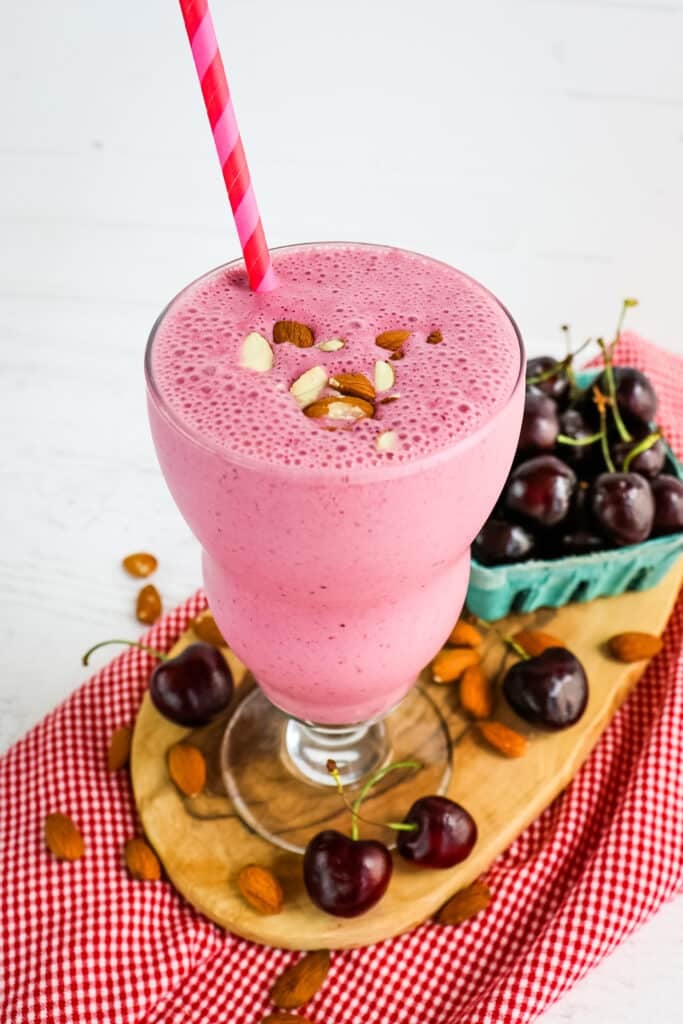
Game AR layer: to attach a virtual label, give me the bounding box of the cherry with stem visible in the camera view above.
[326,758,420,840]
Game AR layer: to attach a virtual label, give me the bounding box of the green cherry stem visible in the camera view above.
[501,634,530,660]
[326,758,421,841]
[556,431,602,448]
[623,430,662,473]
[82,638,169,667]
[597,338,632,444]
[610,297,639,353]
[592,386,616,473]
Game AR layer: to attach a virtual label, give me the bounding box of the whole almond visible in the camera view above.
[273,320,315,348]
[607,631,663,662]
[432,647,480,684]
[136,584,162,625]
[192,609,227,648]
[262,1015,315,1024]
[124,838,161,881]
[460,665,493,719]
[237,864,284,915]
[271,950,331,1009]
[304,396,374,422]
[44,813,85,862]
[122,552,158,578]
[426,329,443,345]
[447,620,483,647]
[436,881,492,926]
[168,743,206,798]
[107,725,132,772]
[329,372,376,403]
[513,628,564,657]
[478,721,527,758]
[375,329,411,351]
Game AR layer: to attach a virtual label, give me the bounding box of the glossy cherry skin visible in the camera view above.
[504,456,576,527]
[503,648,588,729]
[473,518,536,565]
[650,475,683,535]
[591,472,654,546]
[303,830,392,918]
[396,796,477,869]
[149,643,234,726]
[557,408,598,469]
[518,390,559,455]
[597,366,658,427]
[526,355,571,408]
[612,427,665,479]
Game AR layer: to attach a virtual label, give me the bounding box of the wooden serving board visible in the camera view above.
[131,560,683,950]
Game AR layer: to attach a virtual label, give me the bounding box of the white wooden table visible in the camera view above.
[1,1,681,1019]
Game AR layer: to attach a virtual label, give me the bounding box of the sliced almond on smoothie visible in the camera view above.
[375,329,411,351]
[318,338,346,352]
[304,396,374,422]
[273,320,315,348]
[289,366,328,408]
[240,331,274,372]
[426,329,443,345]
[374,360,395,393]
[376,430,398,453]
[329,372,376,403]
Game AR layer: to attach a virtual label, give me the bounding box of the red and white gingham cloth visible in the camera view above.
[2,334,682,1024]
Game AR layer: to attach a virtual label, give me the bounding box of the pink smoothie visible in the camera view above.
[146,243,524,724]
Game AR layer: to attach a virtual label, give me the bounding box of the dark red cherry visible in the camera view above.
[504,456,576,527]
[557,408,598,469]
[650,475,683,535]
[303,830,392,917]
[518,390,559,455]
[473,518,536,565]
[526,355,571,408]
[503,648,588,729]
[591,472,654,546]
[597,366,658,426]
[396,796,477,869]
[612,427,666,480]
[150,643,233,726]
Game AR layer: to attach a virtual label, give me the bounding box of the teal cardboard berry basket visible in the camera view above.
[466,370,683,621]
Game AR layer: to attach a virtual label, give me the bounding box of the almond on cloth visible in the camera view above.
[447,620,483,647]
[261,1015,315,1024]
[44,813,85,862]
[168,742,206,797]
[460,665,493,719]
[122,552,158,578]
[607,631,663,662]
[191,609,227,648]
[237,864,284,915]
[512,628,564,657]
[124,838,161,881]
[136,584,162,625]
[375,329,411,351]
[432,647,480,684]
[271,950,331,1009]
[107,725,132,772]
[436,881,492,926]
[273,320,315,348]
[477,721,527,758]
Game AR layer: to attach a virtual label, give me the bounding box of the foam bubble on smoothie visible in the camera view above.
[150,244,520,471]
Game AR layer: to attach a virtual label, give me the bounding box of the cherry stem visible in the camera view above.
[82,638,169,667]
[623,430,662,473]
[501,634,530,660]
[556,431,602,448]
[597,337,632,444]
[326,758,421,841]
[592,385,616,473]
[611,297,638,353]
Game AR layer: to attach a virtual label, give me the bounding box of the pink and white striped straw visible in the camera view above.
[179,0,277,293]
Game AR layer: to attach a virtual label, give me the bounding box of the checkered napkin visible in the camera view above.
[2,334,682,1024]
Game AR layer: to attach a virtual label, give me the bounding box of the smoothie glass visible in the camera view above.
[146,242,525,851]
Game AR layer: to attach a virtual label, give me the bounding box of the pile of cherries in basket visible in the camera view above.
[474,303,683,566]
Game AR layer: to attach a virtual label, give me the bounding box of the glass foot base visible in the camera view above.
[220,686,452,854]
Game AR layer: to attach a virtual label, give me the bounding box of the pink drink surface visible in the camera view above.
[147,243,524,723]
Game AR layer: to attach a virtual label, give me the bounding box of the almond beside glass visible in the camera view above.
[460,665,493,719]
[328,372,376,403]
[513,628,564,657]
[168,742,206,797]
[271,950,331,1009]
[431,647,480,684]
[477,721,527,758]
[607,631,663,662]
[289,366,328,408]
[240,331,274,372]
[44,813,85,862]
[124,838,161,881]
[136,584,162,625]
[237,864,284,915]
[447,620,483,647]
[122,552,158,578]
[273,320,315,348]
[191,609,227,647]
[107,725,132,772]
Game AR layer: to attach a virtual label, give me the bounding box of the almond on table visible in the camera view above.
[237,864,284,915]
[167,742,206,797]
[607,631,663,662]
[460,665,493,719]
[432,647,480,684]
[436,881,492,926]
[136,584,162,625]
[477,720,527,758]
[124,838,161,881]
[191,609,227,648]
[447,620,483,647]
[122,552,158,578]
[512,628,564,657]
